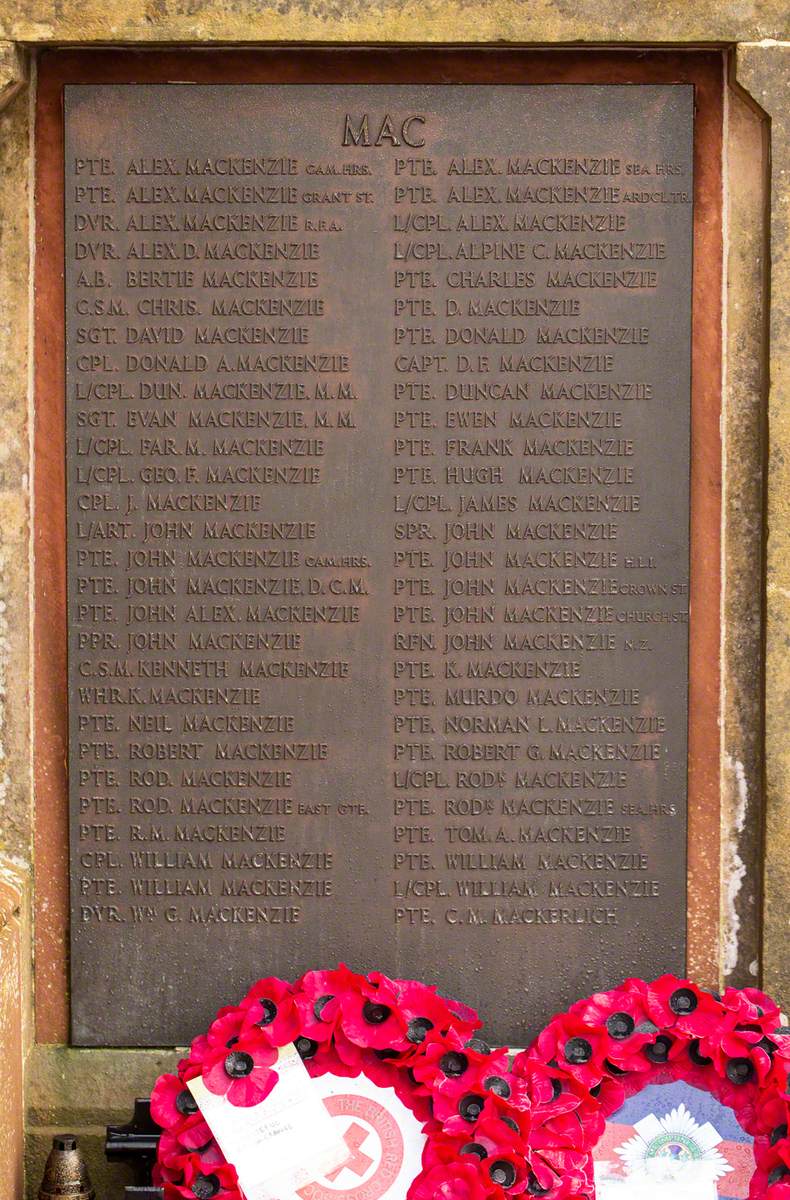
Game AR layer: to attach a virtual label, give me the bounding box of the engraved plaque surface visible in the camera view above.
[65,83,694,1046]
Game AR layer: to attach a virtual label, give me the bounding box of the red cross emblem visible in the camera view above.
[326,1122,374,1181]
[297,1091,405,1200]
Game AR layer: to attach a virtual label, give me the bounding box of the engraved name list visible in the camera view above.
[65,83,694,1046]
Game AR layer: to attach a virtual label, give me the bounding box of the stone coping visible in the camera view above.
[0,1,788,46]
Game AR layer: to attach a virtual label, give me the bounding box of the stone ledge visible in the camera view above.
[0,2,788,47]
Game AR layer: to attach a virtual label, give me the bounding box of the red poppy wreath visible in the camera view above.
[151,968,790,1200]
[152,965,481,1197]
[511,974,790,1200]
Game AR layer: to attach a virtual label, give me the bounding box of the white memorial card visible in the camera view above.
[188,1045,349,1200]
[190,1053,428,1200]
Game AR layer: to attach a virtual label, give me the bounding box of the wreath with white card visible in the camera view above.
[151,968,790,1200]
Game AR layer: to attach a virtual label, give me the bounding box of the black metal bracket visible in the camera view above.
[106,1098,161,1187]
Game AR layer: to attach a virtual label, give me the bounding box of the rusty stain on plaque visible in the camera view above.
[65,83,694,1047]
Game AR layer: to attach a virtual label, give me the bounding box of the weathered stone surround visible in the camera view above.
[0,6,785,1194]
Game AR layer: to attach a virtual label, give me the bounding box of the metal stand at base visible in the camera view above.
[106,1098,163,1197]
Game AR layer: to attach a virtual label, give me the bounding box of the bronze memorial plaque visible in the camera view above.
[65,83,694,1046]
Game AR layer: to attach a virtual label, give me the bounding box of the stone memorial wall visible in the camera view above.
[0,26,780,1197]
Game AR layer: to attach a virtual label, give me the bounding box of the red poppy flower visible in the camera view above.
[709,1069,763,1123]
[164,1155,241,1200]
[537,1159,594,1199]
[291,980,367,1076]
[468,1111,533,1176]
[178,1009,249,1083]
[205,1007,247,1050]
[766,1038,790,1092]
[178,1044,209,1083]
[684,1012,771,1091]
[754,1115,790,1177]
[412,1030,507,1092]
[530,1015,609,1089]
[156,1133,225,1179]
[395,1072,435,1124]
[450,1107,594,1200]
[395,979,481,1046]
[638,975,723,1038]
[202,1031,279,1107]
[528,1080,603,1153]
[521,1149,575,1199]
[721,986,782,1026]
[154,1138,191,1184]
[779,1137,790,1171]
[471,1092,594,1196]
[358,1050,435,1122]
[409,1160,497,1200]
[361,1051,401,1089]
[151,1073,207,1134]
[566,986,665,1072]
[239,976,301,1043]
[708,1013,790,1089]
[590,1073,627,1119]
[530,1107,597,1183]
[340,973,409,1051]
[441,1090,526,1142]
[300,1033,363,1080]
[443,994,483,1035]
[514,1056,600,1129]
[421,1129,469,1173]
[753,1164,790,1199]
[434,1061,527,1124]
[294,964,365,1043]
[169,1113,217,1154]
[753,1089,790,1149]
